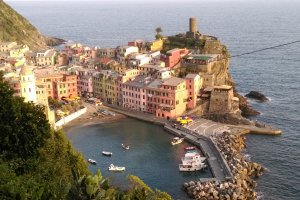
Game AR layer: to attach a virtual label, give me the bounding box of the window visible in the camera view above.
[29,88,31,93]
[176,100,179,105]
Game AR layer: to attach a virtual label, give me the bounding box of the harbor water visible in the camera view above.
[66,119,212,199]
[9,1,300,199]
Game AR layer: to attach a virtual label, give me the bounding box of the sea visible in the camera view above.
[6,1,300,199]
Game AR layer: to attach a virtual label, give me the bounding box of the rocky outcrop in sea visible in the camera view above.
[245,91,269,102]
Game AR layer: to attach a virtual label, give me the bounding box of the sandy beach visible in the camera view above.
[63,103,127,132]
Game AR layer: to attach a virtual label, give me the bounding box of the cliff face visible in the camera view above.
[163,34,259,117]
[0,1,63,50]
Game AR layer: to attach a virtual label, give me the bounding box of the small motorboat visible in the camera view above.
[102,151,113,156]
[88,158,97,165]
[108,164,125,171]
[121,143,130,150]
[171,137,184,146]
[185,146,196,151]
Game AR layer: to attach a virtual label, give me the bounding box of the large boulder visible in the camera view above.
[245,91,268,102]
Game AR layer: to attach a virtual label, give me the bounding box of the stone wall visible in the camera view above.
[55,107,87,129]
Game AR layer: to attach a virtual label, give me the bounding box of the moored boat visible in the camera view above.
[121,143,130,150]
[185,146,196,151]
[182,151,206,163]
[102,151,113,156]
[179,151,206,171]
[179,162,207,171]
[108,164,125,171]
[88,158,97,165]
[171,137,184,145]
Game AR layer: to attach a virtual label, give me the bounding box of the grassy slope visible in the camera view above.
[0,0,48,50]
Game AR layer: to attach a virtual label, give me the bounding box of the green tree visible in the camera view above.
[0,75,50,164]
[48,97,62,108]
[155,27,163,39]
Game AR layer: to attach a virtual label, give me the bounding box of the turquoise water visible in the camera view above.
[66,119,212,199]
[8,1,300,199]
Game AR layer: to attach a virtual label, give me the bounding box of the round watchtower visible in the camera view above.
[189,17,197,33]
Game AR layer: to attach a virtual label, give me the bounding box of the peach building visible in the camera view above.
[35,69,77,100]
[146,77,187,119]
[185,74,202,109]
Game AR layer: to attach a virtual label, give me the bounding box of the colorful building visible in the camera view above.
[54,74,77,100]
[35,69,77,100]
[35,49,57,66]
[185,74,202,109]
[161,48,189,68]
[146,39,163,51]
[6,65,55,126]
[122,75,151,111]
[9,45,29,58]
[0,42,17,53]
[93,70,119,104]
[71,67,97,97]
[146,77,188,119]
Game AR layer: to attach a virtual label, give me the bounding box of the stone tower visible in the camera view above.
[189,17,197,33]
[187,17,201,39]
[20,64,37,103]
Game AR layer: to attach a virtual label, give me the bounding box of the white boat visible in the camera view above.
[179,162,207,171]
[171,137,184,145]
[88,158,97,165]
[102,151,113,156]
[121,143,130,150]
[182,151,206,163]
[108,164,125,171]
[179,151,206,171]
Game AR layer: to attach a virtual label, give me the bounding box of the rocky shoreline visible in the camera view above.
[184,132,264,200]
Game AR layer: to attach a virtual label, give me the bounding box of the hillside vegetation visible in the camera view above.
[0,1,63,50]
[0,73,173,199]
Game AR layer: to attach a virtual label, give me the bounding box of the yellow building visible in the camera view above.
[18,65,55,126]
[9,45,29,58]
[36,49,56,66]
[147,39,163,51]
[93,70,119,104]
[0,42,17,53]
[20,65,37,103]
[36,82,56,126]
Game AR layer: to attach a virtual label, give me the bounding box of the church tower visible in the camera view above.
[20,64,37,103]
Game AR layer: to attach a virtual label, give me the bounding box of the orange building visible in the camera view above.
[35,70,77,100]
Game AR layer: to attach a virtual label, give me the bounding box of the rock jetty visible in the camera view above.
[245,91,269,102]
[184,132,264,200]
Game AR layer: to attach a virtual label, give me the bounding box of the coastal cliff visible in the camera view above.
[163,34,259,118]
[0,1,64,50]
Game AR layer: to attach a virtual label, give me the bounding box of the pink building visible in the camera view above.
[122,75,151,111]
[74,68,97,97]
[185,74,202,109]
[146,77,188,119]
[161,48,189,68]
